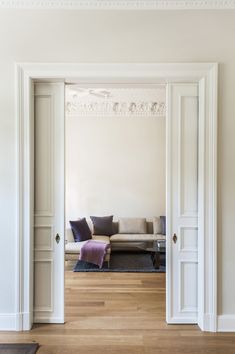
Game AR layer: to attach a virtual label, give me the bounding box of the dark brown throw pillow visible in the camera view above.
[69,218,92,242]
[160,215,166,235]
[90,215,114,236]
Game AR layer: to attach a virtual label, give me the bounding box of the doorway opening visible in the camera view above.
[63,83,167,324]
[65,83,166,269]
[16,63,218,332]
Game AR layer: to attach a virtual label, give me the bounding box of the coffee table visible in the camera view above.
[137,240,165,269]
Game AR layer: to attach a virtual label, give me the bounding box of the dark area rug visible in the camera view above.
[73,251,165,273]
[0,343,39,354]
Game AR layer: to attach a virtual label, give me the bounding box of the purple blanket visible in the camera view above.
[79,240,110,268]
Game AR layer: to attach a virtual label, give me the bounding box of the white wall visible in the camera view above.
[66,114,166,224]
[0,8,235,327]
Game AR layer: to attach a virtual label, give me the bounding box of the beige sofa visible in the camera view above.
[65,217,165,263]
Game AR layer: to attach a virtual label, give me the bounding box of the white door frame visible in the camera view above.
[15,62,218,332]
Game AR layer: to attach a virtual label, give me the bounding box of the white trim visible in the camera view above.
[15,62,218,332]
[201,313,217,332]
[0,313,19,331]
[217,315,235,332]
[165,317,198,324]
[165,82,172,324]
[197,77,206,331]
[1,0,235,10]
[209,63,218,333]
[33,317,64,323]
[15,64,22,332]
[15,64,34,331]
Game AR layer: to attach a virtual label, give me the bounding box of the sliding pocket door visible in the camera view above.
[34,83,65,323]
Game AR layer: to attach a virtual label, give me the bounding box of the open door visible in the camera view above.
[167,83,199,324]
[33,83,65,323]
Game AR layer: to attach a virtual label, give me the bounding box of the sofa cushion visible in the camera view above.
[69,218,92,242]
[66,235,111,254]
[66,240,88,253]
[118,218,147,234]
[92,235,111,244]
[160,215,166,235]
[90,215,114,236]
[110,233,165,242]
[153,216,162,234]
[66,228,75,242]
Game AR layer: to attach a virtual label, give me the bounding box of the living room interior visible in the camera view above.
[65,84,166,274]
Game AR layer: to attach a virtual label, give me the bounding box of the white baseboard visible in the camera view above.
[0,313,17,330]
[34,317,64,323]
[217,315,235,332]
[0,312,32,331]
[205,314,217,332]
[198,313,217,332]
[22,312,32,330]
[2,312,234,332]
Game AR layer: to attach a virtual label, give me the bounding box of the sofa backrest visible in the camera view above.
[146,221,154,234]
[114,220,154,233]
[66,219,155,242]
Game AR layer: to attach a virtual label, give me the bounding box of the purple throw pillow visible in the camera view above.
[69,218,92,242]
[90,215,114,236]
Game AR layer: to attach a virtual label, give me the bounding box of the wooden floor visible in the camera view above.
[1,262,235,353]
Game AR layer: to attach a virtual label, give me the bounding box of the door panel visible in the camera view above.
[167,83,198,323]
[34,83,65,323]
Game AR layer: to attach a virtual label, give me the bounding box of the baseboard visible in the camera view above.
[217,315,235,332]
[198,313,217,332]
[34,317,64,323]
[0,312,32,331]
[22,312,32,330]
[0,313,17,330]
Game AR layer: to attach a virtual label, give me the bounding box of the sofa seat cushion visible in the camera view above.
[66,240,88,254]
[92,235,111,244]
[65,235,111,254]
[110,233,165,242]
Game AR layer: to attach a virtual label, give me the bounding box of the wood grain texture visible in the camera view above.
[0,261,235,353]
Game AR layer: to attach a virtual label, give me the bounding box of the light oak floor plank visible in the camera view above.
[0,260,235,353]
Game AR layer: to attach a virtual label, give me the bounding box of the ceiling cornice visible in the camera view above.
[0,0,235,10]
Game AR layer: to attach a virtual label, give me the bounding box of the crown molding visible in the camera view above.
[1,0,235,10]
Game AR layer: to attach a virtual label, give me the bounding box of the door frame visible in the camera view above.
[15,62,218,332]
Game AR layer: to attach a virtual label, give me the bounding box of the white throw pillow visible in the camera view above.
[153,216,162,234]
[118,218,147,234]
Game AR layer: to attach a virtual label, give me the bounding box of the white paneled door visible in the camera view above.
[34,83,65,323]
[167,84,199,323]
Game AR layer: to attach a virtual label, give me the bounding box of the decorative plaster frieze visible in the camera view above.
[0,0,235,10]
[66,100,166,117]
[66,86,166,117]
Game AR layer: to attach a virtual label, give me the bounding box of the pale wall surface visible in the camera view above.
[66,114,166,224]
[0,9,234,317]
